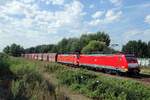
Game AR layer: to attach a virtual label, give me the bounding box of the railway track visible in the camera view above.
[129,73,150,84]
[65,64,150,84]
[99,71,150,84]
[95,71,150,84]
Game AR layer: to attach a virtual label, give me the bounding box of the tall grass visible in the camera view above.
[141,67,150,74]
[0,55,69,100]
[45,63,150,100]
[0,53,10,77]
[11,71,56,100]
[2,55,150,100]
[9,57,70,100]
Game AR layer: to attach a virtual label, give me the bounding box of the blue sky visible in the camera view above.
[0,0,150,51]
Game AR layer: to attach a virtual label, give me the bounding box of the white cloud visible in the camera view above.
[126,29,150,36]
[89,19,101,26]
[0,0,39,19]
[92,11,104,19]
[89,10,122,26]
[41,0,64,5]
[0,0,88,50]
[123,29,150,43]
[0,0,85,33]
[125,30,142,36]
[105,10,122,22]
[20,0,35,4]
[145,15,150,24]
[109,0,122,6]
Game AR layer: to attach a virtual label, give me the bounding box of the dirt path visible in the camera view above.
[38,66,91,100]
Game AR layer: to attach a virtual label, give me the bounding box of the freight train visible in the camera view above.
[22,53,140,74]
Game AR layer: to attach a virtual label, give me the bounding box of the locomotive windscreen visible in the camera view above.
[125,54,137,63]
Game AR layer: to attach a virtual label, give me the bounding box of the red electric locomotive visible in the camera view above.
[57,53,140,74]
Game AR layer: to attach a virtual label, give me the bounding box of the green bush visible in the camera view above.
[0,53,9,67]
[44,63,150,100]
[0,53,12,77]
[8,58,70,100]
[11,67,56,100]
[58,69,97,86]
[7,57,150,100]
[44,62,65,73]
[141,67,150,74]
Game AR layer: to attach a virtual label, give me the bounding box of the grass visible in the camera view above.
[140,67,150,74]
[1,53,150,100]
[0,54,69,100]
[45,63,150,100]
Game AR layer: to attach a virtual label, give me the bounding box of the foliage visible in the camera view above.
[11,71,55,100]
[0,53,10,76]
[45,62,150,100]
[0,57,69,100]
[87,31,110,46]
[0,53,9,66]
[57,38,69,53]
[81,40,106,53]
[22,31,111,54]
[148,41,150,57]
[44,62,65,73]
[141,67,150,74]
[3,43,24,57]
[122,40,150,58]
[25,44,56,53]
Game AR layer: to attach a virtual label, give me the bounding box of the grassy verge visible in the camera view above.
[1,54,150,100]
[140,67,150,74]
[45,63,150,100]
[0,55,69,100]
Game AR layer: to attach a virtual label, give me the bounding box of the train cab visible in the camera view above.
[125,54,140,74]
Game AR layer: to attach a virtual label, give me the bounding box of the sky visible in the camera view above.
[0,0,150,51]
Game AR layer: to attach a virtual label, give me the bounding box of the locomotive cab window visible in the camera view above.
[125,56,137,63]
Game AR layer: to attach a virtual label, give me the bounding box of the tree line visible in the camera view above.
[3,31,113,56]
[3,31,150,58]
[122,40,150,58]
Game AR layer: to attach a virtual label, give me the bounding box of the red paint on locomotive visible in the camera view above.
[57,54,79,65]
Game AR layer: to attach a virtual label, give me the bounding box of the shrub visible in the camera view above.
[11,69,56,100]
[44,62,65,73]
[9,58,70,100]
[52,65,150,100]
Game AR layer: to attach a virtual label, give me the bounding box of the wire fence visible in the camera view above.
[137,58,150,67]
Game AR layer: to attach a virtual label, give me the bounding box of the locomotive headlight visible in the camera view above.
[122,66,125,68]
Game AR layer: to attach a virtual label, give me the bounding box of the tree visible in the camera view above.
[88,31,110,46]
[122,40,148,58]
[78,32,110,52]
[57,38,69,53]
[3,43,24,57]
[81,40,106,54]
[70,40,81,52]
[25,47,35,53]
[65,38,80,52]
[3,46,10,55]
[122,41,138,54]
[50,45,58,53]
[79,34,90,50]
[23,31,111,54]
[24,44,57,53]
[148,41,150,57]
